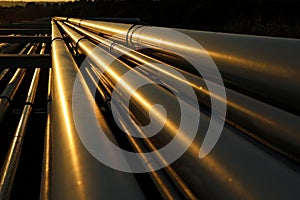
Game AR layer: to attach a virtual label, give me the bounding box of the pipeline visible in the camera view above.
[59,17,300,115]
[57,19,300,200]
[39,66,51,200]
[48,20,145,200]
[64,21,300,161]
[0,43,35,125]
[58,20,200,199]
[82,54,197,200]
[0,42,45,200]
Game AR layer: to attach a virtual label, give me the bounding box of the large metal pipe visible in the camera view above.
[58,20,192,199]
[83,63,196,200]
[58,20,201,199]
[64,22,300,161]
[0,43,34,125]
[0,43,45,200]
[49,20,146,200]
[57,20,300,200]
[61,17,300,115]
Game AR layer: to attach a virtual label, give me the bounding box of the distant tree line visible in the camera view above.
[0,0,299,38]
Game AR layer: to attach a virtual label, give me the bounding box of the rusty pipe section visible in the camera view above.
[60,17,300,115]
[57,20,300,200]
[63,22,300,162]
[0,43,45,200]
[49,20,145,200]
[0,43,34,125]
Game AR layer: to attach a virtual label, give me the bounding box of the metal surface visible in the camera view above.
[0,54,51,69]
[39,67,52,200]
[57,18,300,200]
[58,21,197,199]
[0,43,45,200]
[64,21,300,161]
[49,21,146,200]
[63,17,300,115]
[0,43,35,125]
[84,58,195,200]
[0,17,299,200]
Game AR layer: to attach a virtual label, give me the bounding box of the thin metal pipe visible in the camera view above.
[82,67,111,107]
[0,43,35,125]
[64,22,300,161]
[63,17,300,115]
[0,69,9,82]
[39,66,51,200]
[57,19,300,199]
[49,20,146,200]
[0,42,45,200]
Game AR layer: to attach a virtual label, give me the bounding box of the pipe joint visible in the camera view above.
[0,96,12,103]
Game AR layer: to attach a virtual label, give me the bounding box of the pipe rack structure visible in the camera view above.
[0,17,299,200]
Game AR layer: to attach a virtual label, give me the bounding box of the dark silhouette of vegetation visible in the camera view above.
[0,0,299,38]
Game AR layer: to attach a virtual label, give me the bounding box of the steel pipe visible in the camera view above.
[62,17,300,115]
[87,63,199,199]
[58,20,199,199]
[64,22,300,161]
[57,20,300,200]
[0,43,35,125]
[39,66,52,200]
[0,42,45,200]
[49,20,145,200]
[83,62,195,200]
